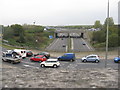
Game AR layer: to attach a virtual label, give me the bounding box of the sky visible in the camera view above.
[0,0,119,26]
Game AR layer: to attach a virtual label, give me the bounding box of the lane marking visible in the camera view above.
[81,38,91,50]
[23,64,39,69]
[71,38,74,50]
[77,63,98,65]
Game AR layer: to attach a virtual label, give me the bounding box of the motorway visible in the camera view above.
[46,38,68,52]
[72,38,93,52]
[46,38,93,52]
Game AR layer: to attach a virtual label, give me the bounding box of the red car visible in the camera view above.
[30,55,47,62]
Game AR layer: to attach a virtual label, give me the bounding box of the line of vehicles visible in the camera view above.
[2,49,120,68]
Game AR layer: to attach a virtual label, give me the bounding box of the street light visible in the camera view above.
[105,0,109,68]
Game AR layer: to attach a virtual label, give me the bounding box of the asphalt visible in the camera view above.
[2,56,118,70]
[46,38,68,52]
[46,38,94,52]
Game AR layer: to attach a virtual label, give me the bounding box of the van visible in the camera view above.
[13,49,27,58]
[57,53,75,61]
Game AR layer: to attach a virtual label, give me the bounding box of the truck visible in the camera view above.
[2,51,21,64]
[57,53,75,62]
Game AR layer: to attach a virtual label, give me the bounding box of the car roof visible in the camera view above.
[65,53,74,54]
[35,55,44,57]
[47,59,58,61]
[87,54,98,56]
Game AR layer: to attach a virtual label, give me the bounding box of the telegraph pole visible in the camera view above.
[105,0,109,68]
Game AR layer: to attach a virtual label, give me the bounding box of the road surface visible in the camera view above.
[46,38,94,52]
[2,56,118,70]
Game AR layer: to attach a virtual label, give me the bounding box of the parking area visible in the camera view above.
[2,56,118,70]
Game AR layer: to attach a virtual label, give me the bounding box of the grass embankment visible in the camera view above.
[3,24,55,50]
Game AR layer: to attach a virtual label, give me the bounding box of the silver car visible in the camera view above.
[82,54,100,63]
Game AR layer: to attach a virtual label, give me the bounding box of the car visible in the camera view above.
[62,44,66,47]
[58,53,75,62]
[13,49,27,58]
[40,59,60,68]
[30,55,47,62]
[2,50,21,58]
[81,54,100,63]
[34,52,50,59]
[82,43,86,45]
[114,57,120,63]
[26,51,33,57]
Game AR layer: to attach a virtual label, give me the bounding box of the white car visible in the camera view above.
[13,49,27,58]
[81,54,100,63]
[40,59,60,68]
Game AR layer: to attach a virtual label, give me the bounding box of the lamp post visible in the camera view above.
[105,0,109,68]
[35,39,38,49]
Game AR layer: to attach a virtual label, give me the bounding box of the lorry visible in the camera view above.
[57,53,75,62]
[2,51,21,64]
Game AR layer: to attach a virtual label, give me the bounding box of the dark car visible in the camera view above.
[82,43,86,45]
[26,51,33,57]
[34,52,50,59]
[58,53,75,62]
[62,44,66,47]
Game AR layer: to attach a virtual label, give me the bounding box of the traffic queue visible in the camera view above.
[2,49,120,68]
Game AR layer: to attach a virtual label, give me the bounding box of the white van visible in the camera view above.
[13,49,27,58]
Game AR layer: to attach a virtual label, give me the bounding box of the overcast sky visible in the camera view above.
[0,0,119,26]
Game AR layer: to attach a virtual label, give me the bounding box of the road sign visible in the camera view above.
[49,35,53,39]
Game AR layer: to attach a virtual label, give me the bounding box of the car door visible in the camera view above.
[45,61,51,66]
[42,56,47,61]
[86,56,94,61]
[34,57,41,61]
[62,55,68,60]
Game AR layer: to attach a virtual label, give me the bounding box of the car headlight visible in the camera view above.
[115,59,118,60]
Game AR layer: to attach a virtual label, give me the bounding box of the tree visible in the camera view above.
[92,30,106,43]
[104,17,114,26]
[11,24,23,36]
[94,20,102,29]
[109,33,118,47]
[11,24,25,43]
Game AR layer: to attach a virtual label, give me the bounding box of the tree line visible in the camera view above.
[92,17,119,48]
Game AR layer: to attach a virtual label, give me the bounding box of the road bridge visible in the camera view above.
[54,29,86,38]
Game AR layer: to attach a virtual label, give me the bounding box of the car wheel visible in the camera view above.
[53,64,57,68]
[71,59,75,62]
[95,60,99,63]
[30,60,33,62]
[83,59,87,62]
[2,59,7,62]
[58,58,61,61]
[41,64,45,68]
[11,61,14,64]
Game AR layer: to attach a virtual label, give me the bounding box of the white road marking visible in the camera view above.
[81,38,91,50]
[23,64,30,67]
[23,64,39,69]
[77,63,98,65]
[71,38,74,50]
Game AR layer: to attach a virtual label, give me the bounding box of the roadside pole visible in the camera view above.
[105,0,109,68]
[66,45,68,52]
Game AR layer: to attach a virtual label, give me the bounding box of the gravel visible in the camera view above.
[1,64,118,88]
